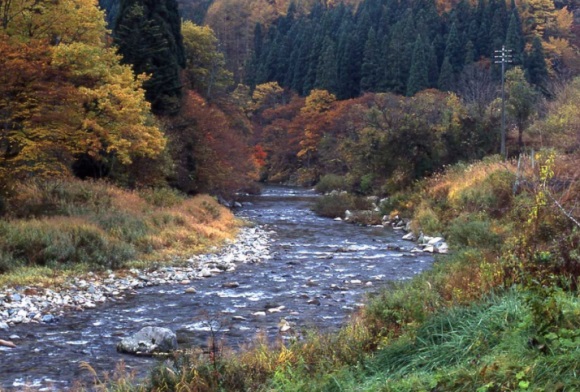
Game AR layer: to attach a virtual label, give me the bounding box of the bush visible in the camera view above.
[447,215,503,251]
[413,201,443,235]
[139,187,186,208]
[95,212,152,244]
[313,192,373,218]
[446,163,516,217]
[360,173,375,195]
[315,174,349,194]
[379,192,417,218]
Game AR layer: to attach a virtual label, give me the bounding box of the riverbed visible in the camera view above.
[0,186,433,390]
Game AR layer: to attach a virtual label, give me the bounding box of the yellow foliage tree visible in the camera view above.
[1,0,107,45]
[0,0,165,185]
[52,43,166,165]
[181,20,233,99]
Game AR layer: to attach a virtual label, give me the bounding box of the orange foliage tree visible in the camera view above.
[168,91,258,196]
[0,35,80,184]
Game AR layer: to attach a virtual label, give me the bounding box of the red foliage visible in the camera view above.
[169,91,258,196]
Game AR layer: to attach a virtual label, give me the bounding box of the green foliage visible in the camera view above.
[0,218,135,270]
[359,173,375,195]
[407,35,429,96]
[139,187,186,208]
[181,21,233,99]
[312,192,373,218]
[114,0,185,115]
[414,202,444,236]
[315,174,349,194]
[525,36,548,87]
[447,215,503,250]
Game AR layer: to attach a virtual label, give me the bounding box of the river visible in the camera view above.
[0,186,433,390]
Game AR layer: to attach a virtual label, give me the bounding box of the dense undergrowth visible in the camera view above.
[0,179,239,287]
[91,149,579,392]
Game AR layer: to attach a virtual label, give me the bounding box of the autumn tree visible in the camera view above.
[0,0,166,186]
[169,91,258,195]
[0,36,79,185]
[181,20,233,100]
[297,89,336,171]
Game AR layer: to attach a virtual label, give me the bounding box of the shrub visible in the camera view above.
[0,249,20,274]
[359,173,375,195]
[315,174,349,194]
[447,215,503,251]
[95,212,152,244]
[139,187,186,208]
[313,192,373,218]
[413,201,443,235]
[379,192,417,218]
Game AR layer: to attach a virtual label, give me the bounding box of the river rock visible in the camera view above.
[184,287,197,294]
[278,319,292,332]
[199,268,212,278]
[0,321,8,331]
[117,326,177,355]
[0,339,16,348]
[222,282,240,288]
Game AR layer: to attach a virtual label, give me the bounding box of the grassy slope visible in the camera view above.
[0,179,240,288]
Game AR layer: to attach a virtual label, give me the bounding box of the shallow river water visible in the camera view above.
[0,186,433,390]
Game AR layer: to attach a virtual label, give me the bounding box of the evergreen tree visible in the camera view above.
[337,18,363,98]
[465,40,476,65]
[360,28,380,92]
[466,19,481,61]
[505,10,525,65]
[384,12,415,94]
[315,36,339,93]
[438,56,454,91]
[445,22,464,74]
[407,35,429,96]
[489,7,507,53]
[303,28,325,94]
[99,0,120,27]
[246,23,264,89]
[477,0,492,57]
[427,41,439,88]
[525,36,548,87]
[114,0,185,115]
[290,24,314,94]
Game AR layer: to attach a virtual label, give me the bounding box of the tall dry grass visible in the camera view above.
[0,179,239,286]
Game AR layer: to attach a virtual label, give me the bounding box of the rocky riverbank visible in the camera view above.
[0,226,274,336]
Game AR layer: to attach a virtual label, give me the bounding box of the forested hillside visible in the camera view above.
[247,0,577,98]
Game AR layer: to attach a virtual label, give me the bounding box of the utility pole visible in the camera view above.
[494,46,512,159]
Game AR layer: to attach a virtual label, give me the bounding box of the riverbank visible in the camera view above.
[0,225,274,333]
[101,154,580,391]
